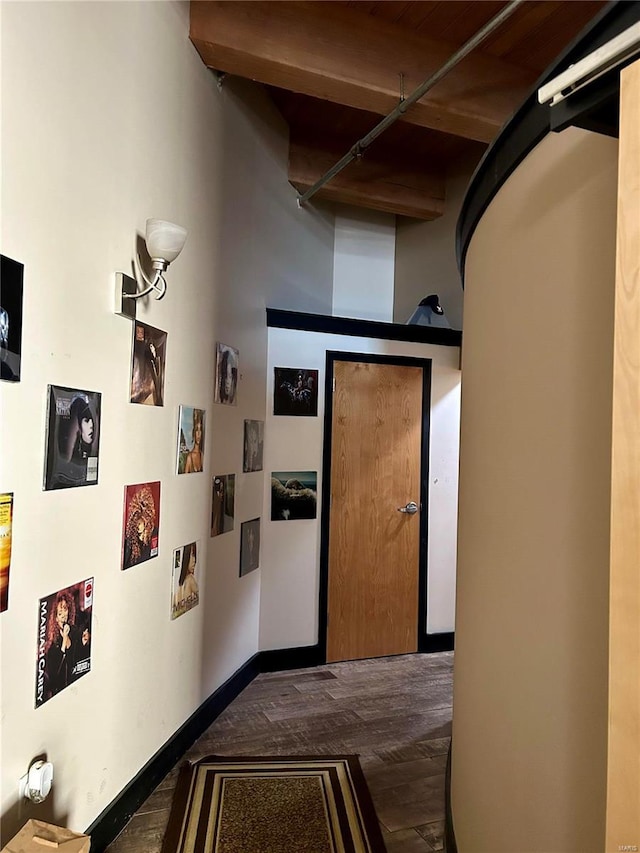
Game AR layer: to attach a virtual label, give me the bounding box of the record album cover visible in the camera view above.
[171,540,200,619]
[210,474,235,536]
[273,368,318,416]
[0,492,13,613]
[214,342,238,406]
[240,518,260,577]
[43,386,101,490]
[130,321,167,406]
[271,471,318,520]
[176,406,205,474]
[243,420,264,473]
[35,577,93,708]
[0,255,24,382]
[122,481,161,570]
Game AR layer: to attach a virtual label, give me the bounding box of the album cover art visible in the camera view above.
[0,492,13,613]
[214,342,238,406]
[271,471,318,520]
[35,577,93,708]
[177,406,205,474]
[273,368,318,416]
[43,385,101,490]
[0,255,24,382]
[243,420,264,473]
[171,540,200,619]
[122,481,161,570]
[240,518,260,577]
[130,321,167,406]
[211,474,235,536]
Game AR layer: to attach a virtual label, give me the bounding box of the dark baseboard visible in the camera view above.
[419,632,454,653]
[260,644,324,672]
[85,653,261,852]
[444,740,458,853]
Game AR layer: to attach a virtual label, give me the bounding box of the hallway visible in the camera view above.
[107,652,453,853]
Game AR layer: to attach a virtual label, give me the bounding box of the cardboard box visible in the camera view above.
[1,820,90,853]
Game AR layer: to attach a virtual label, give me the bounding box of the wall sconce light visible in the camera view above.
[115,218,187,319]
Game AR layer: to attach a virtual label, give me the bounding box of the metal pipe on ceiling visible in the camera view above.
[297,0,526,208]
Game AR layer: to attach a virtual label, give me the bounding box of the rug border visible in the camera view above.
[161,753,387,853]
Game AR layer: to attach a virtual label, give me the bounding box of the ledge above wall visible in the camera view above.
[266,308,462,348]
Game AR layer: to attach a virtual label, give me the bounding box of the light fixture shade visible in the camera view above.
[145,219,187,263]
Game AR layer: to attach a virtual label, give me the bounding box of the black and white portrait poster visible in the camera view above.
[240,518,260,577]
[271,471,318,520]
[211,474,235,536]
[243,419,264,473]
[130,320,167,406]
[273,368,318,416]
[0,255,23,382]
[214,342,238,406]
[43,385,101,490]
[35,577,93,708]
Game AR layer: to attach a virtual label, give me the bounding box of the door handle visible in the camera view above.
[397,501,419,515]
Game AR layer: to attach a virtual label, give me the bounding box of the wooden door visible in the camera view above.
[327,359,424,662]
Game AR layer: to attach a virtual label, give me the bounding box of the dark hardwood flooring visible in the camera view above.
[106,651,453,852]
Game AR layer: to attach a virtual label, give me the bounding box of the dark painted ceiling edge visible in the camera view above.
[456,0,640,285]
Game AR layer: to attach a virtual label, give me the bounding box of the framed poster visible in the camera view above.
[243,420,264,473]
[43,385,101,490]
[214,342,238,405]
[0,254,23,382]
[130,321,167,406]
[122,481,161,570]
[211,474,235,536]
[171,540,200,619]
[271,471,317,520]
[177,406,205,474]
[35,577,93,708]
[240,518,260,577]
[273,368,318,416]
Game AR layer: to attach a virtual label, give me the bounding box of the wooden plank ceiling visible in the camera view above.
[190,1,607,221]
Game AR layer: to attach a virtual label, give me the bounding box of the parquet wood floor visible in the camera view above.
[106,651,453,852]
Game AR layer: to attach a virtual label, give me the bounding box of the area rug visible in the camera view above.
[161,754,387,853]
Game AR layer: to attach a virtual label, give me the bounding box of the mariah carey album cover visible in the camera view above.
[35,577,93,708]
[171,540,200,620]
[0,492,13,612]
[176,406,205,474]
[130,321,167,406]
[43,385,101,490]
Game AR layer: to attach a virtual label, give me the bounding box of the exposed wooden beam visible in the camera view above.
[190,1,534,143]
[288,138,445,220]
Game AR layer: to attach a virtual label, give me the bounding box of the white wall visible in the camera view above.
[394,154,483,331]
[259,326,460,650]
[0,1,334,841]
[332,207,396,321]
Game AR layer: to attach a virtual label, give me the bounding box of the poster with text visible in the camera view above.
[271,471,317,520]
[0,254,23,382]
[43,385,101,490]
[273,368,318,416]
[171,540,200,619]
[0,492,13,612]
[240,518,260,577]
[130,320,167,406]
[35,577,93,708]
[122,481,161,570]
[176,406,205,474]
[214,342,238,406]
[243,420,264,473]
[211,474,235,536]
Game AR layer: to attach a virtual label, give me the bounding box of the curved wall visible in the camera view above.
[452,127,618,851]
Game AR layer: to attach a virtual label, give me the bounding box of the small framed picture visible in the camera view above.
[273,368,318,416]
[43,386,101,490]
[211,474,235,536]
[130,321,167,406]
[240,518,260,577]
[214,342,239,405]
[171,540,200,620]
[177,406,205,474]
[243,420,264,473]
[271,471,317,520]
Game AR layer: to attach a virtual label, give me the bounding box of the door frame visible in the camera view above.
[318,350,434,661]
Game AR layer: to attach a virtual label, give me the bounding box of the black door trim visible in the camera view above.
[319,351,433,661]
